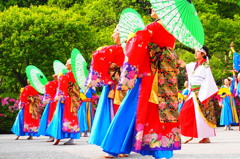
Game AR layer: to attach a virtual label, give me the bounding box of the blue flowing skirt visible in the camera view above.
[220,96,236,125]
[46,101,80,139]
[88,85,111,146]
[11,108,40,137]
[38,103,50,136]
[101,79,173,159]
[78,101,93,132]
[101,79,140,156]
[78,102,88,132]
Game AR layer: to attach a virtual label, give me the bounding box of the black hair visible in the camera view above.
[202,45,210,59]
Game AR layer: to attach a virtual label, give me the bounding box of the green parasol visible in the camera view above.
[53,60,68,75]
[26,65,48,94]
[71,48,88,90]
[118,8,145,50]
[150,0,204,49]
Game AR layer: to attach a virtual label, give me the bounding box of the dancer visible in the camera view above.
[218,77,239,130]
[46,59,81,145]
[101,9,184,159]
[78,87,96,137]
[11,80,41,140]
[38,74,58,142]
[180,46,218,144]
[86,26,126,158]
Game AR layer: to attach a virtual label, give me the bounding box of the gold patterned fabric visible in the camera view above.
[68,81,81,116]
[194,90,217,126]
[149,43,180,123]
[28,95,42,119]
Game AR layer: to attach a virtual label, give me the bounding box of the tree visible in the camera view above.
[0,6,94,93]
[0,0,48,11]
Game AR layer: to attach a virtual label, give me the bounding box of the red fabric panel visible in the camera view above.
[22,85,40,132]
[92,45,124,84]
[145,22,176,48]
[179,98,198,138]
[48,101,57,124]
[113,104,120,116]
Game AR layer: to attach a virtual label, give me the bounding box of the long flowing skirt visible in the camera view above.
[180,92,216,138]
[220,96,239,125]
[46,101,80,139]
[78,102,89,132]
[88,85,111,146]
[11,108,39,137]
[101,79,141,156]
[78,101,94,132]
[39,103,50,136]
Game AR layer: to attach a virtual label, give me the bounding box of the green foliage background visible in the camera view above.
[0,0,239,94]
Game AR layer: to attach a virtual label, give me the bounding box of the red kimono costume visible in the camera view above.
[20,85,41,133]
[118,22,181,153]
[46,72,80,139]
[45,80,58,124]
[58,72,80,132]
[90,45,125,115]
[39,80,58,136]
[87,45,125,146]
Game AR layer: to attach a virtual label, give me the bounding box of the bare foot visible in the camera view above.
[199,138,210,143]
[103,154,115,158]
[47,138,54,142]
[27,136,33,140]
[15,136,20,140]
[53,139,60,145]
[183,137,193,144]
[118,154,129,157]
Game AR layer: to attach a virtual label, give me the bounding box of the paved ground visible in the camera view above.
[0,127,239,159]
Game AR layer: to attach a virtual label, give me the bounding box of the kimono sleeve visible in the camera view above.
[198,67,218,103]
[68,71,76,83]
[118,30,151,90]
[19,86,29,107]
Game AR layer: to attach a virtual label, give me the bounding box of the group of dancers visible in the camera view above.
[10,5,240,159]
[12,59,96,145]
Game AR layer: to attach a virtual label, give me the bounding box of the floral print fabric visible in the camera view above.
[149,43,180,123]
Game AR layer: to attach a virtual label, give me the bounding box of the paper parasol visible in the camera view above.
[150,0,204,49]
[71,48,88,90]
[53,60,68,75]
[26,65,48,94]
[118,8,145,49]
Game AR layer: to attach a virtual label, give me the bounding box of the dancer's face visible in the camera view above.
[224,79,230,86]
[65,60,71,71]
[151,8,158,19]
[194,50,205,61]
[112,27,121,44]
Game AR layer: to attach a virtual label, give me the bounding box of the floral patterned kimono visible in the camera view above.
[39,80,58,136]
[180,60,218,138]
[46,72,81,139]
[102,21,181,159]
[87,45,125,146]
[12,85,41,136]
